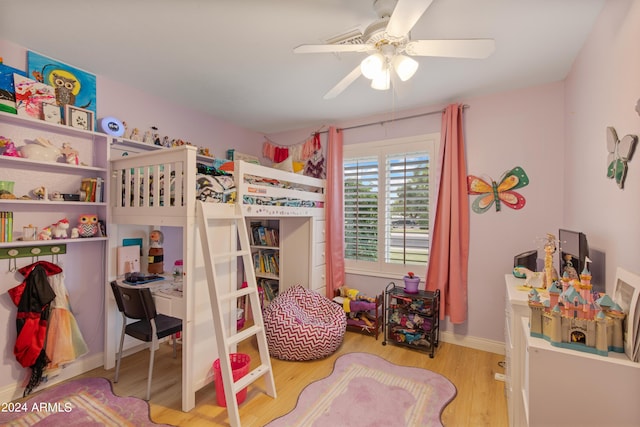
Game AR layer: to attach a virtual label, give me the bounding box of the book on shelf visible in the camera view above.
[255,249,279,274]
[258,278,279,303]
[0,211,13,242]
[95,177,104,203]
[257,227,267,246]
[80,177,103,202]
[249,223,279,247]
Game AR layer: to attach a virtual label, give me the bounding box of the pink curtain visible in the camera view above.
[325,126,345,298]
[425,104,470,323]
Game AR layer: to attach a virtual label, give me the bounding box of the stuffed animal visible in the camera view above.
[38,226,52,240]
[51,218,70,239]
[77,214,99,237]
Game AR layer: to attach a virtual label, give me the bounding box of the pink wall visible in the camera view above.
[269,0,639,345]
[564,0,640,290]
[0,39,262,159]
[2,0,636,348]
[269,82,565,343]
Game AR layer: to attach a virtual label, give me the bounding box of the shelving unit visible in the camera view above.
[243,215,323,306]
[0,111,109,245]
[111,136,215,163]
[382,282,440,357]
[0,111,109,399]
[247,218,281,303]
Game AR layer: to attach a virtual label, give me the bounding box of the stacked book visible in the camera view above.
[0,211,13,242]
[250,223,279,246]
[258,278,279,303]
[253,249,280,276]
[80,177,104,202]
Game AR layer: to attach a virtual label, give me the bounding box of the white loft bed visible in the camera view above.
[106,145,325,412]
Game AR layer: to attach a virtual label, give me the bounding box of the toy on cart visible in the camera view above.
[383,281,440,358]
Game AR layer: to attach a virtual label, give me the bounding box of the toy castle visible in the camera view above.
[528,263,626,357]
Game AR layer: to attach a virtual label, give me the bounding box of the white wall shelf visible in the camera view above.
[0,111,109,402]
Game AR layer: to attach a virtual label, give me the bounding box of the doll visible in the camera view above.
[148,229,164,274]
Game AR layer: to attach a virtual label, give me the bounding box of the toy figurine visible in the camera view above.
[77,214,99,237]
[129,128,142,141]
[38,226,52,240]
[152,126,161,146]
[148,229,164,274]
[51,218,70,239]
[60,142,79,165]
[32,186,48,200]
[143,130,153,144]
[543,233,559,289]
[1,136,21,157]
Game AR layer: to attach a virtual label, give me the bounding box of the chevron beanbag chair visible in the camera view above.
[264,285,346,361]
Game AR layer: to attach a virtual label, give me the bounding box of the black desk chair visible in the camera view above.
[110,281,182,400]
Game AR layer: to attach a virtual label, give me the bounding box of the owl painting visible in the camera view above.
[77,214,98,237]
[51,72,77,107]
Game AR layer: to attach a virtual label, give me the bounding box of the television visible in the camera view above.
[558,229,589,278]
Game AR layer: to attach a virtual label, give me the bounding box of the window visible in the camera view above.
[343,134,437,277]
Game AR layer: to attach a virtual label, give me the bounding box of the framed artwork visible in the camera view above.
[42,103,62,124]
[13,74,56,120]
[27,51,96,128]
[613,267,640,362]
[0,63,27,114]
[65,104,94,131]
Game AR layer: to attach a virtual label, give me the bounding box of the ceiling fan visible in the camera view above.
[294,0,495,99]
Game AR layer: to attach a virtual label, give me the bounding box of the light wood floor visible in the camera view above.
[71,331,508,426]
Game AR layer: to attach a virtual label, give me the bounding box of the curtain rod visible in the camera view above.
[319,104,469,134]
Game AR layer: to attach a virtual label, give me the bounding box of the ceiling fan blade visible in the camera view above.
[405,39,496,58]
[324,66,362,100]
[386,0,434,38]
[294,44,371,54]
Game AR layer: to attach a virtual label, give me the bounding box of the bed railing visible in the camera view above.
[235,160,325,217]
[110,147,326,224]
[110,145,198,224]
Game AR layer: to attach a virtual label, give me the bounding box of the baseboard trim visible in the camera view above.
[0,352,104,403]
[439,331,506,356]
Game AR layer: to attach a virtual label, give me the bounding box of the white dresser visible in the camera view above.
[505,274,640,426]
[504,274,530,427]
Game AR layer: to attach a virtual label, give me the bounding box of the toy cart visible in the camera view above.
[382,281,440,358]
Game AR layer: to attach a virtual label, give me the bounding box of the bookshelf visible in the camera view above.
[248,219,281,304]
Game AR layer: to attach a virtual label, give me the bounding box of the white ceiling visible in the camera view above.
[0,0,605,134]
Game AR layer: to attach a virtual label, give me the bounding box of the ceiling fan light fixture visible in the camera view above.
[360,53,385,80]
[370,67,390,90]
[392,54,419,81]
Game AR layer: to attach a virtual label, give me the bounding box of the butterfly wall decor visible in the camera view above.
[467,166,529,213]
[606,126,637,189]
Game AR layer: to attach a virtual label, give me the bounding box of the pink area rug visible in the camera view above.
[265,352,456,427]
[0,377,173,426]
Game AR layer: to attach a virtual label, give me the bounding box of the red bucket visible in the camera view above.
[213,353,250,407]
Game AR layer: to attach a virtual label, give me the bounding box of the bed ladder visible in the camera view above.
[196,201,277,427]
